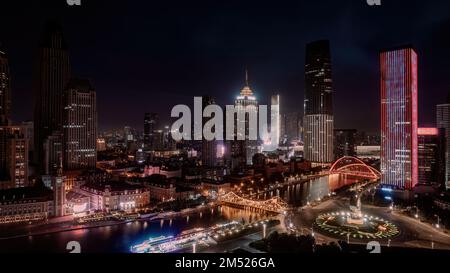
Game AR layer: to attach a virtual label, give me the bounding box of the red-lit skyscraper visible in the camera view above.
[380,46,418,190]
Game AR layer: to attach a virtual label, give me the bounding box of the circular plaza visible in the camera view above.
[314,211,400,240]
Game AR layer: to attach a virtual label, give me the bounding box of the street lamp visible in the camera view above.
[435,215,441,229]
[263,224,267,238]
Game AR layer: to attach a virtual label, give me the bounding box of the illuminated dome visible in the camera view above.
[240,85,253,97]
[238,69,254,97]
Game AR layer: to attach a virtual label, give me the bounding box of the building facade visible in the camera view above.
[380,46,418,190]
[0,49,11,126]
[280,112,302,145]
[417,128,445,186]
[437,103,450,189]
[202,96,217,167]
[262,95,280,152]
[144,113,158,150]
[63,79,97,170]
[303,40,334,163]
[52,170,66,217]
[334,129,357,159]
[0,187,53,224]
[232,71,259,166]
[33,21,71,172]
[0,125,29,189]
[43,131,63,175]
[73,181,150,212]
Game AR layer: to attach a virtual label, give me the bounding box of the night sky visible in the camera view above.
[1,0,450,133]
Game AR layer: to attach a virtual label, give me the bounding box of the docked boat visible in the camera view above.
[130,235,174,253]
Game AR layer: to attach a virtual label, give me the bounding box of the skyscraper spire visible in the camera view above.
[245,68,249,87]
[240,68,253,96]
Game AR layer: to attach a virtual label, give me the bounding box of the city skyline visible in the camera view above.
[1,1,450,132]
[1,0,450,257]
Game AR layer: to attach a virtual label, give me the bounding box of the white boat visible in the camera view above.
[139,212,158,219]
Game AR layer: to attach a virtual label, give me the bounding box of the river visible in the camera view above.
[0,174,359,253]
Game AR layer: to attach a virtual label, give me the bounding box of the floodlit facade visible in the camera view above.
[380,46,418,190]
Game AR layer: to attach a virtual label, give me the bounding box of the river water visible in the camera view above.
[0,174,357,253]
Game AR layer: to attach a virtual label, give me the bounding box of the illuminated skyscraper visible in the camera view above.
[380,46,418,190]
[33,21,71,172]
[232,70,258,166]
[0,49,11,126]
[437,102,450,189]
[303,40,334,163]
[63,79,97,170]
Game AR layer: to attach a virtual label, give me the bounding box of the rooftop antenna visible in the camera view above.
[245,68,249,87]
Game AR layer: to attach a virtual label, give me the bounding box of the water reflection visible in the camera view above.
[0,175,360,253]
[257,174,360,206]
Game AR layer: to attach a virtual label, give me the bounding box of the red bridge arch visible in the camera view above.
[330,156,381,180]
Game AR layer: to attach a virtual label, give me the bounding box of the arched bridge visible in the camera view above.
[330,156,381,180]
[218,192,289,214]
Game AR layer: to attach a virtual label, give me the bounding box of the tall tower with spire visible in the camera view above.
[33,21,71,173]
[232,69,259,166]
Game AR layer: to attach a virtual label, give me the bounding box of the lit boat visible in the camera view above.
[180,227,204,236]
[130,235,174,253]
[139,212,158,219]
[181,208,196,214]
[157,211,176,218]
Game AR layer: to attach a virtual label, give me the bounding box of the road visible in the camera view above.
[289,196,450,250]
